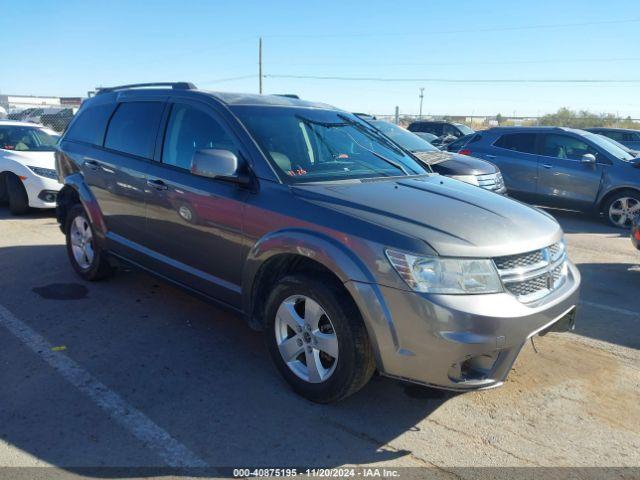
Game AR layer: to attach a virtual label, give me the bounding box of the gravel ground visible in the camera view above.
[0,206,638,479]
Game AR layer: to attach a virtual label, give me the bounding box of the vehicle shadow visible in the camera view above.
[574,262,640,350]
[0,207,57,221]
[0,244,454,477]
[544,208,629,237]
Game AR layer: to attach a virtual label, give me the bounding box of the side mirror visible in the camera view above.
[190,149,251,185]
[581,153,596,165]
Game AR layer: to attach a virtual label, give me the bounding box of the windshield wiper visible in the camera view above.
[337,114,406,156]
[296,116,397,177]
[295,115,348,128]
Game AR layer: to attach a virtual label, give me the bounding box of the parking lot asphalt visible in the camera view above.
[0,206,639,477]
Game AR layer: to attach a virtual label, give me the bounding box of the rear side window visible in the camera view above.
[625,131,640,141]
[411,123,442,136]
[65,103,115,145]
[162,104,238,170]
[494,133,537,154]
[602,130,626,142]
[104,102,164,159]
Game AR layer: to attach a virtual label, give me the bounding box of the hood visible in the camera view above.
[1,149,56,169]
[293,175,561,258]
[413,151,497,176]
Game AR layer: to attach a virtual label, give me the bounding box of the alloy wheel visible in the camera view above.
[609,197,640,228]
[70,215,95,269]
[274,295,339,383]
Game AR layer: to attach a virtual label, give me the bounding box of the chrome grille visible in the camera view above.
[494,241,567,303]
[476,172,505,192]
[494,250,544,271]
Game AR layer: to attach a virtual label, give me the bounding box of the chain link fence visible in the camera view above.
[4,106,78,133]
[371,113,640,131]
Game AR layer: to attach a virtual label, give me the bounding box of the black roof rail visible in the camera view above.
[96,82,197,94]
[272,94,300,99]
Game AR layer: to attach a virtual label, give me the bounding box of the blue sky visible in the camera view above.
[3,0,640,117]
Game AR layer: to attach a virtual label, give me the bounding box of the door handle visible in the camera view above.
[542,164,552,169]
[485,154,496,159]
[84,159,100,170]
[146,179,168,191]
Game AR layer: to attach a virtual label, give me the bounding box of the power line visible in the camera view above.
[199,74,257,84]
[264,57,640,67]
[263,18,640,38]
[264,74,640,84]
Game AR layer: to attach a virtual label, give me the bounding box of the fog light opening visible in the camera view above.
[449,351,500,382]
[38,190,58,203]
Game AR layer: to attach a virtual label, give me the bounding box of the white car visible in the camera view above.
[0,120,62,215]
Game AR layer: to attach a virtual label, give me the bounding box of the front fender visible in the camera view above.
[596,184,640,209]
[242,228,377,313]
[241,228,399,369]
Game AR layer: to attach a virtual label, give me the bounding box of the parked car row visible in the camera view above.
[7,107,77,132]
[446,126,640,228]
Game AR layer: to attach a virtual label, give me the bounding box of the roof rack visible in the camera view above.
[96,82,197,94]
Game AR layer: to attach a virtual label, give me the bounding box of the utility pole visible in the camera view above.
[258,37,263,94]
[394,106,399,125]
[419,87,424,119]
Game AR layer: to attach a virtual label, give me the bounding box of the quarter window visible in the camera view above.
[162,104,237,170]
[494,133,537,154]
[65,102,115,146]
[625,131,640,141]
[603,130,626,142]
[541,134,597,160]
[104,102,164,159]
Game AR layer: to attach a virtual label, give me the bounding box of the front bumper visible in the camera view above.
[23,174,62,209]
[346,261,580,391]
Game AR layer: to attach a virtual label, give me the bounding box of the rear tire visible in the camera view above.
[265,273,375,403]
[65,204,113,281]
[6,174,30,215]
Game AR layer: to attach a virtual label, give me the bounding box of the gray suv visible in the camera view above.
[55,83,580,402]
[462,127,640,228]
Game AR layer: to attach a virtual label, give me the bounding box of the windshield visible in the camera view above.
[596,134,636,156]
[233,107,428,182]
[454,123,475,136]
[0,125,60,152]
[582,132,635,162]
[370,120,439,153]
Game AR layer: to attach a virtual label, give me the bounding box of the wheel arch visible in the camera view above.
[56,173,107,241]
[242,229,376,331]
[597,186,640,212]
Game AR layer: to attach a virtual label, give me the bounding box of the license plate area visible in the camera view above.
[538,307,576,336]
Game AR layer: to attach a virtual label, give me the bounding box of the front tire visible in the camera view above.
[603,190,640,229]
[65,204,113,281]
[265,273,375,403]
[6,173,30,215]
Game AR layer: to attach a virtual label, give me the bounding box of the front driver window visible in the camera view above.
[162,104,237,170]
[542,134,596,161]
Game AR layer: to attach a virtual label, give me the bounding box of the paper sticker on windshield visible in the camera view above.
[288,168,308,176]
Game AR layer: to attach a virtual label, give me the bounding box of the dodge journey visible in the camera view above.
[55,83,581,402]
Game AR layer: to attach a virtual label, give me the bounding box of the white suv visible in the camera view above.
[0,121,62,214]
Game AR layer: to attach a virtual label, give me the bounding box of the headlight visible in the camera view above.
[449,174,479,186]
[386,249,503,294]
[27,166,57,179]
